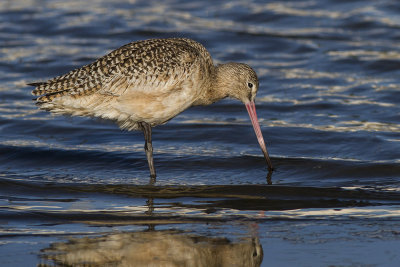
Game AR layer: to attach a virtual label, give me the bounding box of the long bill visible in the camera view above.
[245,100,273,172]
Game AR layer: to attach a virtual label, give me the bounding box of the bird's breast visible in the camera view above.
[114,83,201,126]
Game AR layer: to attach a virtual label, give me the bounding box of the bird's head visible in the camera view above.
[216,63,259,104]
[216,62,273,172]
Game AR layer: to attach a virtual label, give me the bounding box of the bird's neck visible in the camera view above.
[192,64,231,106]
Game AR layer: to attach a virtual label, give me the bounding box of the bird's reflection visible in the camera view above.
[40,192,263,267]
[145,196,155,231]
[41,230,263,266]
[149,175,156,186]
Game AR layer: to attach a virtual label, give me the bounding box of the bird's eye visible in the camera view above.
[248,82,253,88]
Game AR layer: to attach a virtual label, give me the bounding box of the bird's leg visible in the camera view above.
[266,170,272,185]
[140,122,156,179]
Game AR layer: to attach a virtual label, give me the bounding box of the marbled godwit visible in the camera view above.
[29,38,273,178]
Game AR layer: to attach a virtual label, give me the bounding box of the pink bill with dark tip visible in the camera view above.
[245,101,273,171]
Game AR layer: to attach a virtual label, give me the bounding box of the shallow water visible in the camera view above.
[1,0,400,266]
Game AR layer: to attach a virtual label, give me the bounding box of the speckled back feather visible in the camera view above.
[29,38,213,103]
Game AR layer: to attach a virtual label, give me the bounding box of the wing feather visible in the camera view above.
[29,38,212,103]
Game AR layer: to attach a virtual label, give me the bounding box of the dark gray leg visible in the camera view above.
[139,122,156,179]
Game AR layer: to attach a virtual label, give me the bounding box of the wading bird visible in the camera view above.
[29,38,273,178]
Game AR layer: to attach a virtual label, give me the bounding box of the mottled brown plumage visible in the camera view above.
[29,38,273,178]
